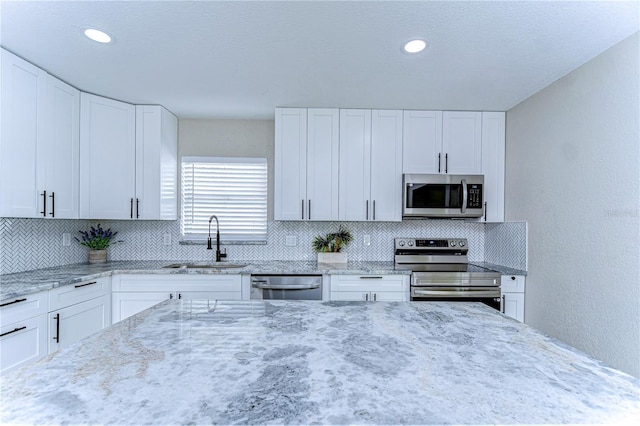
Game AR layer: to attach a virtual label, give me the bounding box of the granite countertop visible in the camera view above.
[1,300,638,424]
[0,260,526,301]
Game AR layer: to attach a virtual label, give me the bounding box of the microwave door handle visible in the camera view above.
[461,179,468,213]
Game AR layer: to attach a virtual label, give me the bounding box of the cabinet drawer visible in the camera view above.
[0,291,48,326]
[113,274,242,293]
[501,275,525,293]
[49,276,110,311]
[1,314,48,375]
[331,275,406,292]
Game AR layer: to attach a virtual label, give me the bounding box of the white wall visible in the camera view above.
[505,33,639,377]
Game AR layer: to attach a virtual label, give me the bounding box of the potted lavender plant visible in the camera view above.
[76,224,119,264]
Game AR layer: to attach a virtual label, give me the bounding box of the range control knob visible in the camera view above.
[398,241,405,247]
[450,241,457,247]
[459,241,466,247]
[408,241,414,247]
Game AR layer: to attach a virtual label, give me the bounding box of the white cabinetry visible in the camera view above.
[329,275,409,301]
[481,112,505,222]
[80,96,178,220]
[501,275,525,322]
[79,93,136,219]
[0,49,79,218]
[111,274,243,323]
[135,105,178,220]
[274,107,339,221]
[48,277,111,353]
[339,109,403,221]
[402,110,481,175]
[0,291,48,374]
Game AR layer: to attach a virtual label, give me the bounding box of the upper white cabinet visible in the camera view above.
[402,110,482,175]
[442,111,482,174]
[338,109,403,222]
[0,49,80,219]
[274,107,339,221]
[402,110,443,174]
[135,105,178,220]
[481,112,506,222]
[80,96,177,220]
[80,93,136,219]
[339,109,403,221]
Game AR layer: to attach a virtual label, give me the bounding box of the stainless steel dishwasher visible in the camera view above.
[250,275,322,300]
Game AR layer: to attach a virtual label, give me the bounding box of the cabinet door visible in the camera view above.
[442,111,482,174]
[0,314,48,375]
[0,49,46,218]
[339,109,371,221]
[38,75,80,219]
[481,112,505,222]
[274,108,307,220]
[49,295,110,353]
[306,108,339,220]
[402,110,443,174]
[112,292,172,323]
[370,110,403,221]
[502,292,525,322]
[135,105,178,220]
[79,93,136,219]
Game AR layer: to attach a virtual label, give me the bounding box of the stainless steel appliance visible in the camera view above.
[250,275,322,300]
[394,238,501,310]
[403,174,484,219]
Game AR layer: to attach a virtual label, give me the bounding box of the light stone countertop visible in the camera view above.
[1,299,638,425]
[0,260,526,301]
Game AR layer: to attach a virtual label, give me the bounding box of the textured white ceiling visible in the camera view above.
[1,1,638,119]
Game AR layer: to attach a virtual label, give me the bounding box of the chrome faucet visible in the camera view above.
[207,215,225,262]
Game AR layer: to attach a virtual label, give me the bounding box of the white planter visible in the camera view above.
[317,252,348,265]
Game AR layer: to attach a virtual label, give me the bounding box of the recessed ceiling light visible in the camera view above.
[84,28,112,44]
[403,39,427,54]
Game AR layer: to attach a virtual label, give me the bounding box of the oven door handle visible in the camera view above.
[413,289,499,297]
[461,178,468,214]
[251,282,320,290]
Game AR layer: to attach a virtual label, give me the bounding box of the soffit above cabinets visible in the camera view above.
[1,1,638,119]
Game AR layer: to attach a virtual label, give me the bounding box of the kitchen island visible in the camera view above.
[1,300,638,424]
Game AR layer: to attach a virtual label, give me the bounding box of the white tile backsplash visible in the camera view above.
[0,218,527,275]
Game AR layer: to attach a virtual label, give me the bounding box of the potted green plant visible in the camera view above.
[76,224,119,264]
[313,225,353,265]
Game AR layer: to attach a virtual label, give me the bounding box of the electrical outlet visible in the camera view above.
[163,234,172,246]
[285,236,297,246]
[62,233,71,247]
[363,235,371,246]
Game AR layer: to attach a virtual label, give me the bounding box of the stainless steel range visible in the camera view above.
[394,238,502,310]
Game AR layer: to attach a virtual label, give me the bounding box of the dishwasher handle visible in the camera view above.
[251,282,320,290]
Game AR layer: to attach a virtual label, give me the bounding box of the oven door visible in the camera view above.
[403,174,484,218]
[411,286,502,310]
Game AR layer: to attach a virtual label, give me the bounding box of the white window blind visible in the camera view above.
[181,157,267,242]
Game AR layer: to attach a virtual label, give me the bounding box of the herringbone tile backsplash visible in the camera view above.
[0,218,527,275]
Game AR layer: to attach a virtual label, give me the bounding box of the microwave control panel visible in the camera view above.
[467,184,483,207]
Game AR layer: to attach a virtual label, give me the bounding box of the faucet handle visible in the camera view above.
[219,248,227,259]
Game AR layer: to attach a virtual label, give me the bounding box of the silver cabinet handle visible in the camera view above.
[252,282,320,290]
[461,178,468,214]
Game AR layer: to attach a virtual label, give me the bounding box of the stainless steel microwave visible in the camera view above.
[403,174,484,218]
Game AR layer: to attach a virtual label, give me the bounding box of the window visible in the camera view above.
[181,157,267,242]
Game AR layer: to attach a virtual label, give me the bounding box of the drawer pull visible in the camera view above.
[0,298,27,307]
[359,276,383,279]
[74,281,98,289]
[0,326,27,338]
[53,314,60,343]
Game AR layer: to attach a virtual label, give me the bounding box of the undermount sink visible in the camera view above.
[162,263,247,269]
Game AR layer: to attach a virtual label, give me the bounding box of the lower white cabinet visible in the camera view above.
[47,277,112,353]
[0,291,49,374]
[329,275,409,302]
[111,274,243,323]
[501,275,525,322]
[48,295,110,353]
